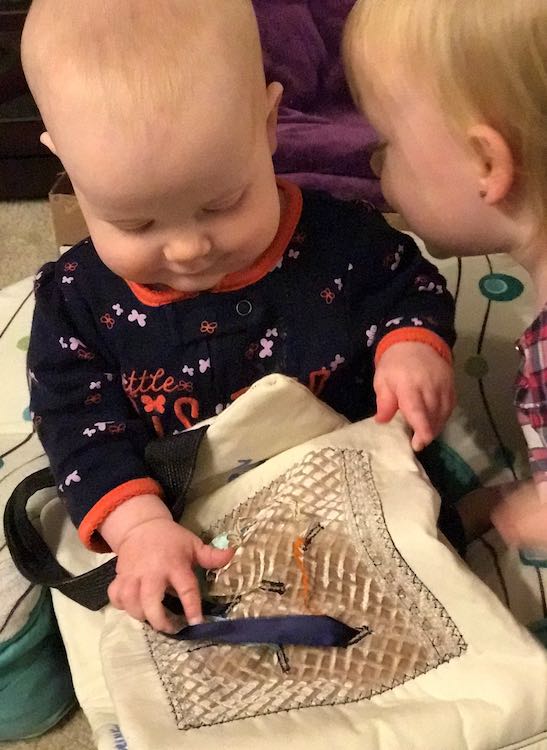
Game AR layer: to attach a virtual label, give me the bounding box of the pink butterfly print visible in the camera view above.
[366,325,377,347]
[259,338,274,358]
[330,354,345,371]
[128,310,147,327]
[64,470,81,486]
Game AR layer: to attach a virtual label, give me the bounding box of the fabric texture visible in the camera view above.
[253,0,383,204]
[27,184,454,550]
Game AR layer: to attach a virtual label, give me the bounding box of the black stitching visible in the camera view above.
[302,522,323,552]
[259,580,286,595]
[347,625,373,647]
[276,645,291,674]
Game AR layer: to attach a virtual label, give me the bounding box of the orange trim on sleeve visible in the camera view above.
[78,477,163,552]
[374,327,453,367]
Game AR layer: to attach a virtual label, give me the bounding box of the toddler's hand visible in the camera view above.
[107,517,234,633]
[491,480,547,550]
[374,341,455,451]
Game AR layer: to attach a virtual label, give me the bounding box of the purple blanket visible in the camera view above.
[253,0,383,206]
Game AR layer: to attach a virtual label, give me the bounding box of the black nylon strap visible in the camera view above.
[3,426,209,611]
[144,425,208,514]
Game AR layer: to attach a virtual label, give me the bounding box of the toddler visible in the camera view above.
[344,2,547,559]
[22,0,455,632]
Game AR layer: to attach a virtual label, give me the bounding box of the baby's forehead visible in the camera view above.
[66,105,257,208]
[24,0,265,130]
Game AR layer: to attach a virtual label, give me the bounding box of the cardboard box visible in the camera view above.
[49,172,89,249]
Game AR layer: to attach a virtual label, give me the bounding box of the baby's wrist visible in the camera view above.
[99,493,171,551]
[375,328,452,366]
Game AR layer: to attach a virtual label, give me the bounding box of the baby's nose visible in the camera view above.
[164,234,212,263]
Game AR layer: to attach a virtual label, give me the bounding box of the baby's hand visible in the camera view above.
[374,341,455,451]
[107,517,234,633]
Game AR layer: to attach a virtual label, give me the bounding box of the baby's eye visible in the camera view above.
[203,191,245,215]
[125,220,155,234]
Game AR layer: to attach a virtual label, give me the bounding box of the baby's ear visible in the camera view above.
[265,81,283,154]
[40,131,57,155]
[468,124,515,205]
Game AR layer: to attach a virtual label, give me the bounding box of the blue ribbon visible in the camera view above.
[166,614,366,648]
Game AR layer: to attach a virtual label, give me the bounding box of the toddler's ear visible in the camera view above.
[40,131,57,155]
[468,124,515,205]
[265,81,283,154]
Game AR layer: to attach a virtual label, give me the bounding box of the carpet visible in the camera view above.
[0,712,94,750]
[0,200,57,289]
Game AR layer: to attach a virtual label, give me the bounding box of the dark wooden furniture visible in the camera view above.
[0,1,62,199]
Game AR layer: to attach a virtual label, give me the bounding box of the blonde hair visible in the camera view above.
[22,0,265,133]
[344,0,547,231]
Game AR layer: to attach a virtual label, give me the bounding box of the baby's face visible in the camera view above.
[56,85,282,293]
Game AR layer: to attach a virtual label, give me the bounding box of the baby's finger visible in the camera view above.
[435,379,456,417]
[399,391,433,451]
[140,578,174,633]
[195,543,235,571]
[108,576,145,622]
[170,573,204,627]
[421,390,447,437]
[374,381,398,424]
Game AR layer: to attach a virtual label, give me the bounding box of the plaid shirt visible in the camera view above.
[514,307,547,482]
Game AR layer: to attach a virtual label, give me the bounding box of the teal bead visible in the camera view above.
[211,533,230,550]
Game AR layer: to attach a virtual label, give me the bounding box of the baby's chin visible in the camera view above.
[148,273,226,294]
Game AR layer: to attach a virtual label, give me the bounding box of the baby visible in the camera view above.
[344,2,547,557]
[22,0,455,632]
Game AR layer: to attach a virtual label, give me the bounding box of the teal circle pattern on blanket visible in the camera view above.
[16,336,30,351]
[22,406,31,421]
[479,274,524,302]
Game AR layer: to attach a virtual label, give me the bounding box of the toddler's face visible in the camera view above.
[359,64,511,258]
[60,86,282,293]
